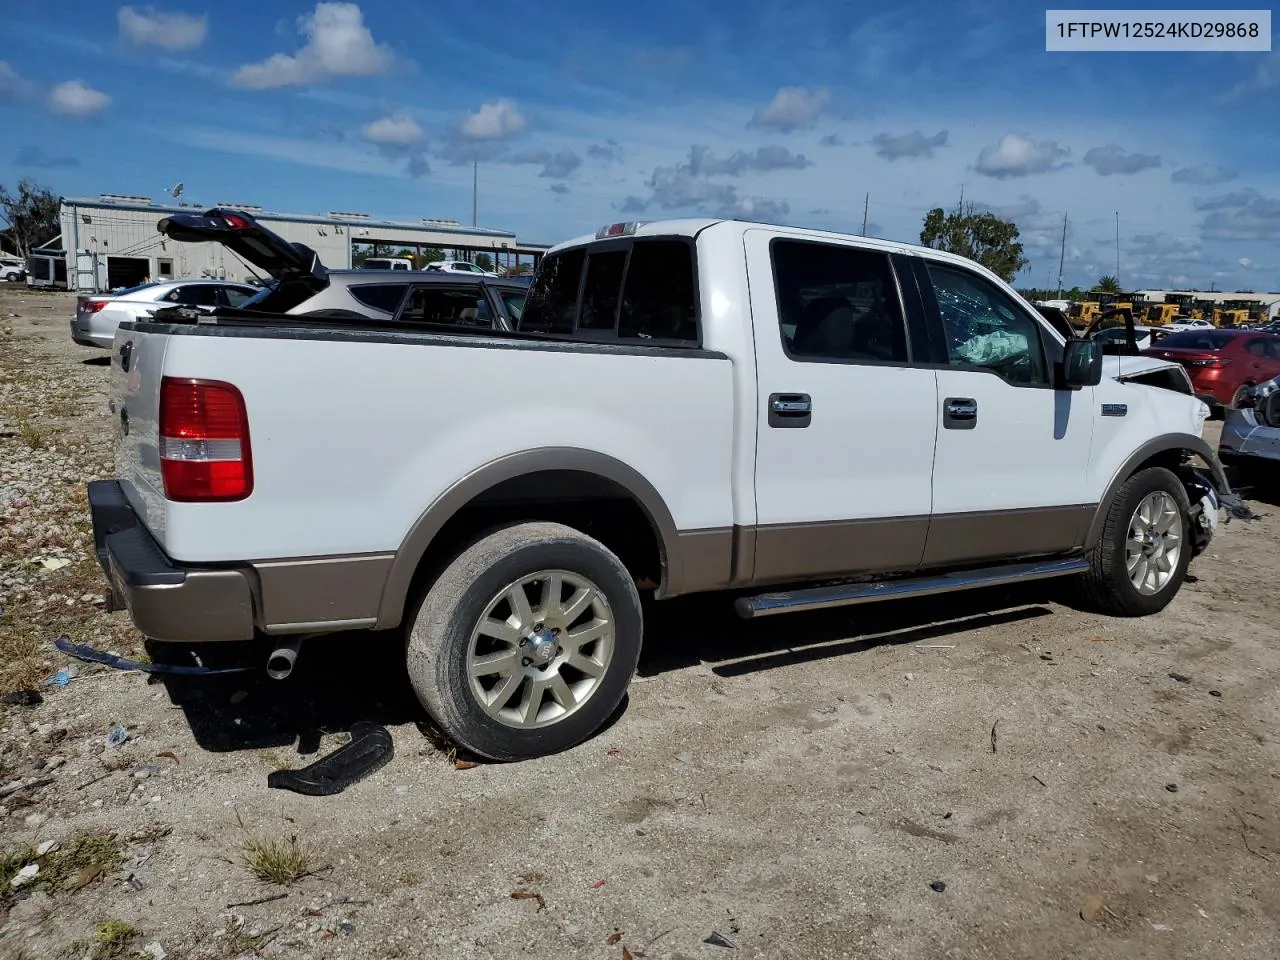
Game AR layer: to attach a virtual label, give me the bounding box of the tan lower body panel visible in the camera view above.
[750,516,930,585]
[251,554,395,633]
[921,504,1094,568]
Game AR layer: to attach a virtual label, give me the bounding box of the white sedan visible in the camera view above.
[70,279,259,349]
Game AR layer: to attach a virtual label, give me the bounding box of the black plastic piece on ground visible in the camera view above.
[1,690,42,706]
[703,932,737,948]
[929,880,947,893]
[54,635,250,676]
[266,722,394,796]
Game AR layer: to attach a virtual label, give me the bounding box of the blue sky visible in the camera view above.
[1,1,1277,290]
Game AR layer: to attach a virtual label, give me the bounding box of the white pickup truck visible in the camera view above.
[89,210,1229,761]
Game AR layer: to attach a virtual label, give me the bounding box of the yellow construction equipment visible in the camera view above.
[1069,299,1102,325]
[1145,303,1180,326]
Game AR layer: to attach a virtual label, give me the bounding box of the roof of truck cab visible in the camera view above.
[548,218,994,268]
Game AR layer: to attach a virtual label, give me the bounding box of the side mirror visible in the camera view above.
[1061,338,1103,388]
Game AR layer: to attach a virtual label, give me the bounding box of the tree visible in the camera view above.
[1094,275,1121,294]
[419,247,445,265]
[0,179,60,259]
[474,253,494,271]
[919,203,1028,283]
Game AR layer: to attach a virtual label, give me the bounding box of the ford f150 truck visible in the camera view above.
[89,210,1229,761]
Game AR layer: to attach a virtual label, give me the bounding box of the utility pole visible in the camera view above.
[471,157,478,228]
[861,193,869,235]
[1056,212,1068,298]
[1114,211,1120,287]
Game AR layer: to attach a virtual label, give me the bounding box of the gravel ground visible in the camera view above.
[2,287,1280,960]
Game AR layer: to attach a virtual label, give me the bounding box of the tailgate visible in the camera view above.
[113,325,171,547]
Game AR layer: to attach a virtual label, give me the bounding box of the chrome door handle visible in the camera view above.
[768,392,812,428]
[943,397,977,430]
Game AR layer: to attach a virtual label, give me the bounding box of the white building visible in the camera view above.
[54,194,549,292]
[1135,289,1280,308]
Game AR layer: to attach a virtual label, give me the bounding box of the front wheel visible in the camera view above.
[406,522,642,761]
[1077,466,1192,617]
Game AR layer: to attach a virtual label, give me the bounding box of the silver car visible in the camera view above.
[1219,376,1280,473]
[156,209,528,331]
[71,279,259,348]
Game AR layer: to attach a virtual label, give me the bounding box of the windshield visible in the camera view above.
[1151,330,1237,351]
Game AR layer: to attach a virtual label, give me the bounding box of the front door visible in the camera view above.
[918,259,1095,567]
[746,230,940,585]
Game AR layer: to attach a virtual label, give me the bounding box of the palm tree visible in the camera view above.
[1095,275,1121,294]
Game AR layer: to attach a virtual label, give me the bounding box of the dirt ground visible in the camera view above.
[2,286,1279,960]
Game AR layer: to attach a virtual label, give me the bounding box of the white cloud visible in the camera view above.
[1226,51,1280,99]
[361,114,428,177]
[461,99,526,140]
[1239,257,1256,268]
[361,114,424,144]
[975,133,1070,179]
[1082,144,1160,176]
[231,2,395,90]
[118,6,208,50]
[1171,164,1237,186]
[872,130,948,160]
[747,86,830,131]
[49,80,111,116]
[0,61,27,102]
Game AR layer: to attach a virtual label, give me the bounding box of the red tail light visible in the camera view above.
[83,300,108,313]
[158,377,253,501]
[222,214,252,230]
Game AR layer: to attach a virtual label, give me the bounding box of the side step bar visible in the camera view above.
[734,557,1090,619]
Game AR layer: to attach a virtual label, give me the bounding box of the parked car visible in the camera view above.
[151,210,528,333]
[0,256,26,282]
[360,257,414,271]
[426,259,499,277]
[1162,318,1214,333]
[71,279,260,349]
[1142,328,1280,411]
[90,216,1227,761]
[1219,375,1280,479]
[1092,323,1164,352]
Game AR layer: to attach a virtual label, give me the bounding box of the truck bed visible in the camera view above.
[114,318,739,571]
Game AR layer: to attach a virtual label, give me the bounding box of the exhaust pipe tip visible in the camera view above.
[266,638,302,680]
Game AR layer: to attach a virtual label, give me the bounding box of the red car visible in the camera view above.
[1142,329,1280,409]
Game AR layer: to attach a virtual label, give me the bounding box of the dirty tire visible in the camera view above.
[406,521,642,762]
[1077,466,1192,617]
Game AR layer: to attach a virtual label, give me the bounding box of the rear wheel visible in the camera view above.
[1078,467,1192,617]
[406,522,642,761]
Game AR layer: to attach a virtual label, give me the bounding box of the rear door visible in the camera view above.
[397,283,497,329]
[1241,336,1280,386]
[746,230,940,584]
[917,258,1094,567]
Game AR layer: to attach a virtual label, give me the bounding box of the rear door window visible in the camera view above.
[169,284,221,307]
[350,283,409,314]
[399,286,493,328]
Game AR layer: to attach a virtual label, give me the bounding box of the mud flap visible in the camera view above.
[266,721,395,796]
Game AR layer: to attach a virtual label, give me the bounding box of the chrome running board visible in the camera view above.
[734,557,1090,619]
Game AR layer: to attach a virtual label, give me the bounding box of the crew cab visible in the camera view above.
[89,214,1229,762]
